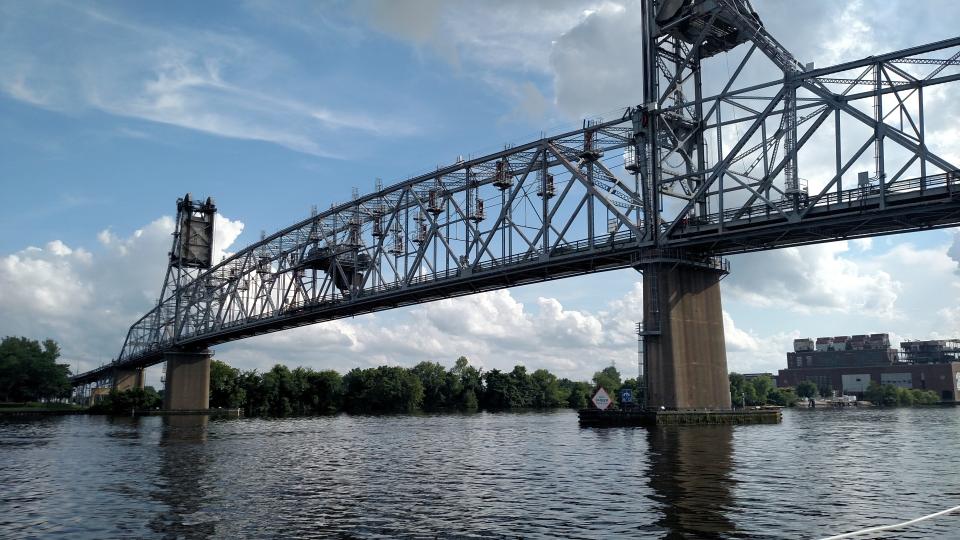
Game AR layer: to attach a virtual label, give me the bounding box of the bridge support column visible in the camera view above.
[163,349,212,411]
[641,261,732,410]
[113,367,145,392]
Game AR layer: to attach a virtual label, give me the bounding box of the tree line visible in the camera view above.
[4,334,944,413]
[208,358,643,416]
[792,378,939,405]
[863,381,939,406]
[729,373,797,407]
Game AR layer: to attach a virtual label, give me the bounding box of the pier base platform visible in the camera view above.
[578,408,781,427]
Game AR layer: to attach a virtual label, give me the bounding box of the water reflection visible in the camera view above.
[5,409,960,538]
[149,415,217,539]
[104,415,144,443]
[647,425,737,538]
[162,415,209,442]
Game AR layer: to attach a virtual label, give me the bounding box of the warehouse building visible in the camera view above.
[778,334,960,401]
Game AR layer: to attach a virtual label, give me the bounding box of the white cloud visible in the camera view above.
[948,231,960,271]
[725,242,901,318]
[723,310,797,375]
[7,217,960,385]
[852,238,873,252]
[224,285,631,379]
[355,0,596,74]
[213,214,245,263]
[549,1,643,118]
[0,210,643,380]
[0,214,247,375]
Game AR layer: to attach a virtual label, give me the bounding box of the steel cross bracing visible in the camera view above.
[71,0,960,385]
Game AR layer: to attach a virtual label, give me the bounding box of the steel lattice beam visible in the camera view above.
[71,1,960,386]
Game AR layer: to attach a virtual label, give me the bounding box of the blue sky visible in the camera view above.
[2,0,960,383]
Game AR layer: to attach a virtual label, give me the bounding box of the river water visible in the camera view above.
[2,407,960,539]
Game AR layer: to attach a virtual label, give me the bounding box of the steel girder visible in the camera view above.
[71,1,960,384]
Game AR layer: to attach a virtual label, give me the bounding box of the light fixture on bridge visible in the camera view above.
[579,120,604,162]
[389,226,405,256]
[413,211,427,245]
[493,159,513,190]
[537,171,555,199]
[427,185,444,216]
[256,256,272,275]
[624,145,641,173]
[470,198,485,222]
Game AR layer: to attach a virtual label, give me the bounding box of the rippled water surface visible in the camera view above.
[3,408,960,539]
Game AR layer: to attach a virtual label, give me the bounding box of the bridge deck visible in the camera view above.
[71,171,960,386]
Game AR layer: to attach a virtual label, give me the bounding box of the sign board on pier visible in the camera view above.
[592,387,612,410]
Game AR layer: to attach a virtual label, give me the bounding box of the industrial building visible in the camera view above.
[778,334,960,401]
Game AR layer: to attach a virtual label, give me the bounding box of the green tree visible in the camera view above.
[749,375,775,406]
[560,379,593,409]
[530,369,564,408]
[261,364,295,416]
[910,389,940,405]
[304,370,343,413]
[342,366,423,413]
[412,361,451,411]
[864,382,942,407]
[451,356,482,410]
[767,387,798,407]
[896,387,915,406]
[201,357,600,416]
[508,365,534,408]
[93,386,161,414]
[209,360,245,408]
[865,381,898,406]
[481,369,513,409]
[729,373,758,407]
[238,370,267,416]
[593,365,622,392]
[0,337,71,402]
[592,365,622,403]
[796,380,818,399]
[622,377,644,407]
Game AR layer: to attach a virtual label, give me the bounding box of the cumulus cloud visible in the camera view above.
[549,1,643,118]
[7,215,960,384]
[948,232,960,272]
[0,209,644,380]
[0,214,243,374]
[222,286,634,380]
[725,242,901,318]
[723,310,797,374]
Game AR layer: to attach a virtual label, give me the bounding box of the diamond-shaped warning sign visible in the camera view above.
[592,387,612,410]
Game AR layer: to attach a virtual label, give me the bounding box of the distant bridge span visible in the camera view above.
[71,0,960,412]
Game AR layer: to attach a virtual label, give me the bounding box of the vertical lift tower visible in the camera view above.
[635,0,785,410]
[159,194,217,410]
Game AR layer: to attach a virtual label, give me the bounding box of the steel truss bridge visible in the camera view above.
[72,0,960,387]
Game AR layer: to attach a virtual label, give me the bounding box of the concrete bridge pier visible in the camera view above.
[640,260,732,410]
[112,367,145,392]
[163,349,212,410]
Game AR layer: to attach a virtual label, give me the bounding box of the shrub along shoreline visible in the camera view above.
[3,333,943,415]
[94,358,642,416]
[209,358,643,416]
